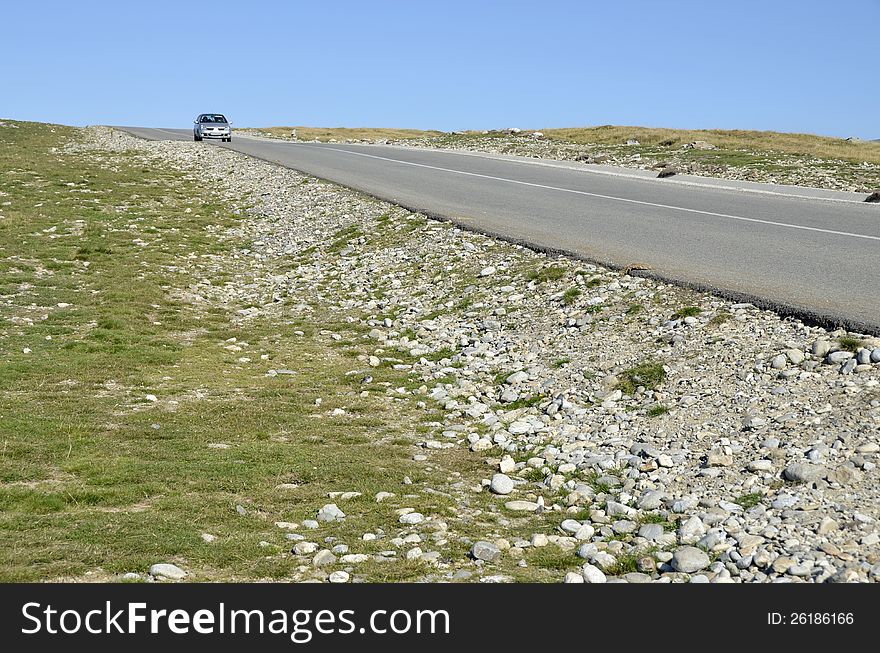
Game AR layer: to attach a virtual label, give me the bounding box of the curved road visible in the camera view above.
[118,127,880,333]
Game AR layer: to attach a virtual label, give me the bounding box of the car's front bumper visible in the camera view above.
[199,131,231,139]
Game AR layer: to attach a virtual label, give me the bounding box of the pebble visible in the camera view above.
[812,340,831,357]
[313,550,338,567]
[581,564,607,583]
[826,351,853,364]
[149,563,186,580]
[329,570,350,583]
[471,541,501,562]
[783,462,825,483]
[490,473,514,495]
[671,546,710,573]
[504,500,538,512]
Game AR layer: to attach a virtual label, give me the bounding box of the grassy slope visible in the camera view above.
[540,126,880,165]
[0,120,590,583]
[0,121,443,581]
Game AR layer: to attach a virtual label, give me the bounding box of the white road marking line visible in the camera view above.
[298,144,880,243]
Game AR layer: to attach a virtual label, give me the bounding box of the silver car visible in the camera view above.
[193,114,232,142]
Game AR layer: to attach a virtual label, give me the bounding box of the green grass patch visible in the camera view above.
[561,287,581,305]
[527,265,566,284]
[502,394,546,411]
[646,405,670,417]
[837,336,864,352]
[672,306,702,319]
[618,361,667,394]
[626,303,643,316]
[708,311,731,326]
[734,493,763,510]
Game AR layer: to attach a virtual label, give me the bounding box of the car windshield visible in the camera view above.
[200,115,227,123]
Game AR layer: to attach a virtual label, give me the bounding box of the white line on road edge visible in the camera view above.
[303,145,880,243]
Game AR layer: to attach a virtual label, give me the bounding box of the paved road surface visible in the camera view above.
[117,127,880,333]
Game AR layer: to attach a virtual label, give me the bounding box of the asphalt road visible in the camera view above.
[118,127,880,333]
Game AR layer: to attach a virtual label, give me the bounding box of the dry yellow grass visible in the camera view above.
[540,126,880,164]
[245,126,440,142]
[247,124,880,166]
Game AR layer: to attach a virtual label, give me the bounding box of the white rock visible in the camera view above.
[399,512,424,525]
[317,503,345,522]
[490,473,514,495]
[504,500,538,512]
[581,564,607,583]
[149,563,186,580]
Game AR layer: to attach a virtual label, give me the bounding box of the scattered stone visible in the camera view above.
[564,571,584,583]
[149,563,186,580]
[504,500,539,512]
[783,462,826,483]
[671,546,710,573]
[581,564,607,583]
[499,455,516,474]
[471,541,501,562]
[490,473,514,495]
[294,542,318,555]
[317,504,345,522]
[530,534,549,547]
[706,450,734,467]
[826,351,853,364]
[313,549,338,567]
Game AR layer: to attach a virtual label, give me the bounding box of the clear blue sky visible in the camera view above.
[2,0,878,138]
